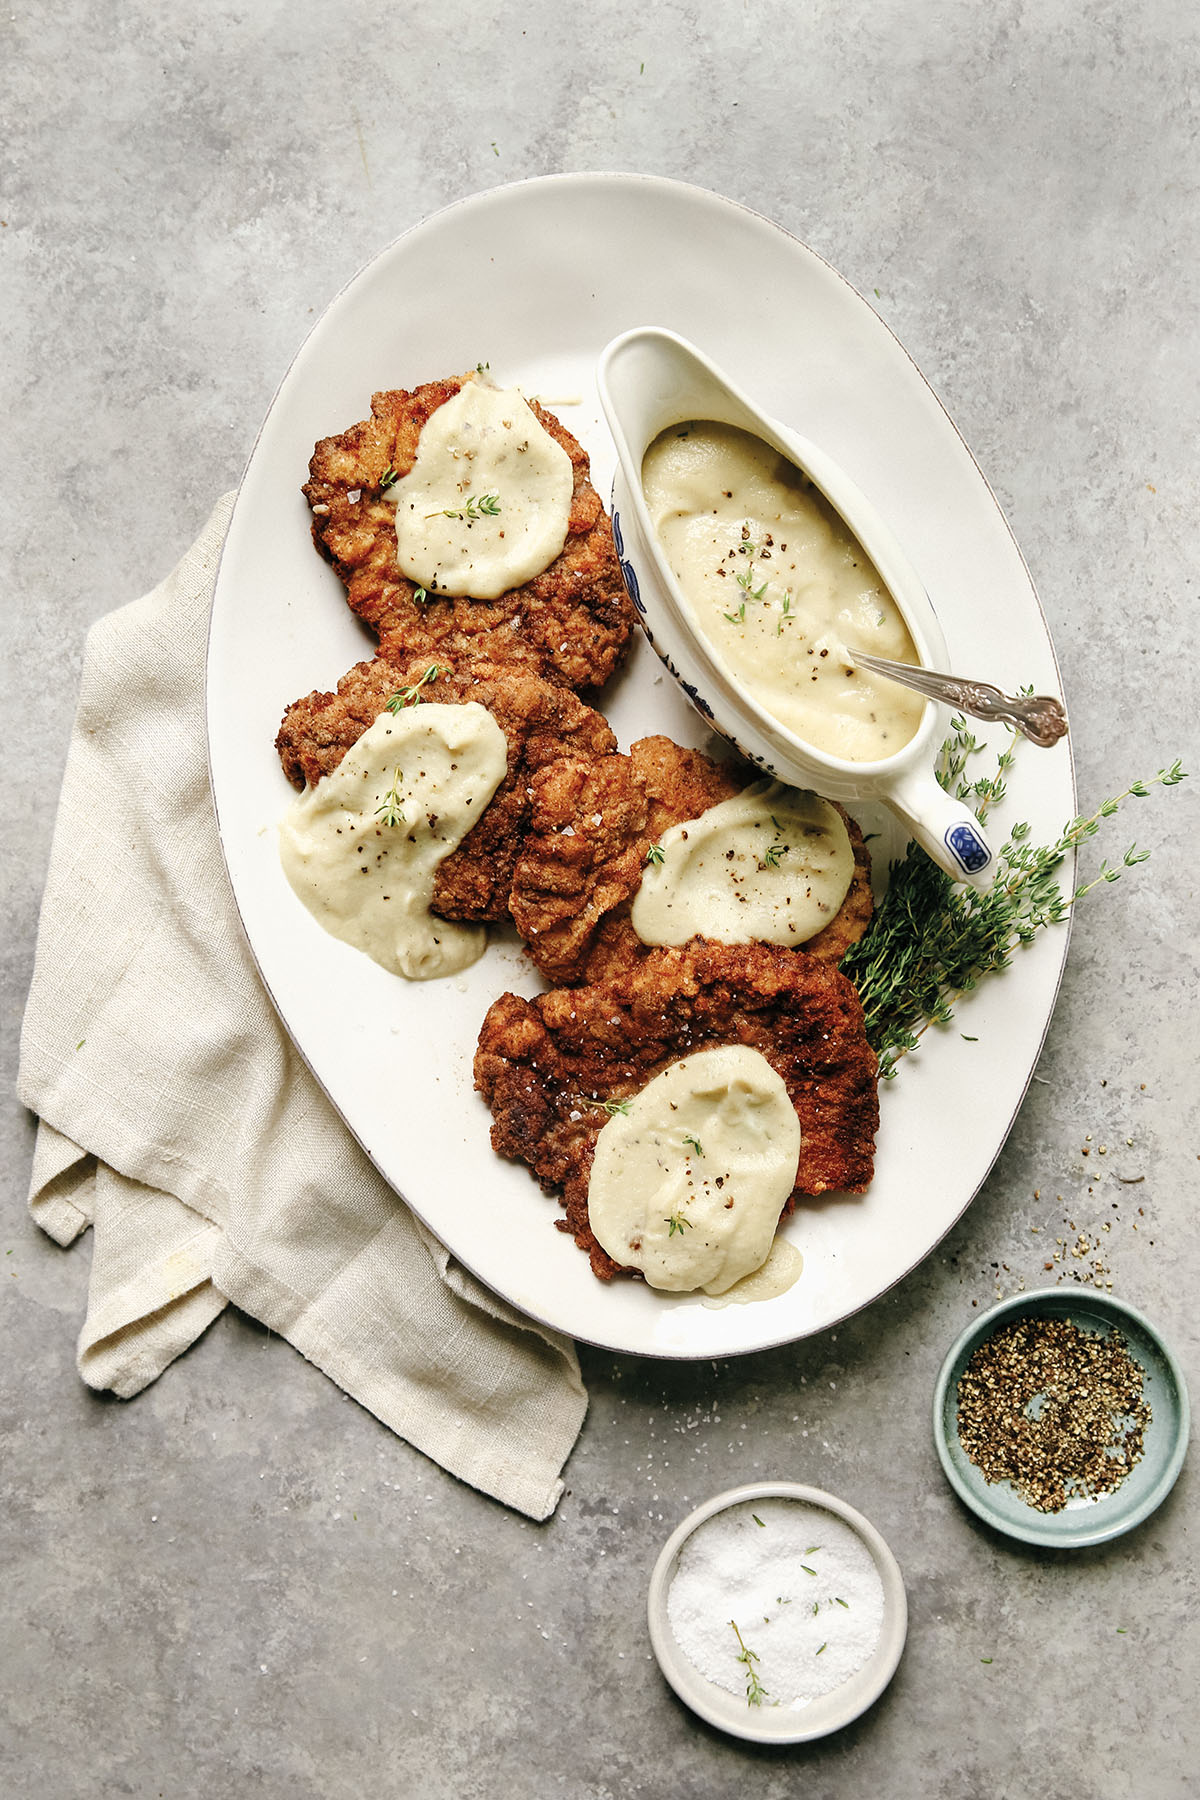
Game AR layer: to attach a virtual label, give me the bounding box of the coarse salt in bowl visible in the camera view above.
[646,1482,907,1744]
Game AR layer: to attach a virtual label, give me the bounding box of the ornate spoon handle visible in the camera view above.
[851,651,1069,748]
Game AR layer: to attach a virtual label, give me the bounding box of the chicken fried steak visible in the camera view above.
[509,735,873,986]
[276,652,616,922]
[475,941,879,1280]
[303,376,635,691]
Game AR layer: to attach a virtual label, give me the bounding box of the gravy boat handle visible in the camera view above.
[882,767,996,888]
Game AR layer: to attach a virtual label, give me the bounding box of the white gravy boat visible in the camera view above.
[597,326,995,888]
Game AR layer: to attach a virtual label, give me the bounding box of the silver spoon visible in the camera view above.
[849,650,1069,748]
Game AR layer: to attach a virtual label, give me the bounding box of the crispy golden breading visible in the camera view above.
[509,734,873,985]
[632,734,742,833]
[507,750,651,985]
[275,653,616,921]
[474,942,879,1280]
[302,376,636,691]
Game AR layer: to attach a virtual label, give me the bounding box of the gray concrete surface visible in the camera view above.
[3,3,1197,1796]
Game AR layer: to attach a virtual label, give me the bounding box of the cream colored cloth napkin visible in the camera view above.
[17,494,587,1522]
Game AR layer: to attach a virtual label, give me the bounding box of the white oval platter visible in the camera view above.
[207,173,1073,1359]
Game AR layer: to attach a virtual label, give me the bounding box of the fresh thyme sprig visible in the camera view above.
[734,535,768,601]
[665,1212,693,1237]
[427,491,501,522]
[730,1620,768,1706]
[940,712,1020,821]
[758,814,790,870]
[840,724,1187,1078]
[645,842,666,867]
[723,531,802,629]
[379,466,398,492]
[385,664,444,710]
[683,1134,705,1157]
[600,1099,631,1117]
[374,767,406,828]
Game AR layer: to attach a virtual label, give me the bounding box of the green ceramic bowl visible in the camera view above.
[933,1288,1189,1549]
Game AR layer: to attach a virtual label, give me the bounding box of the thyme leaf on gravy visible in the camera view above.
[374,768,406,829]
[427,491,501,522]
[734,536,768,601]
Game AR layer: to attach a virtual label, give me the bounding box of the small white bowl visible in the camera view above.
[647,1481,907,1744]
[598,326,995,888]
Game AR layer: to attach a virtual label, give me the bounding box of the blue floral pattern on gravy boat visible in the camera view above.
[611,508,644,614]
[946,822,991,875]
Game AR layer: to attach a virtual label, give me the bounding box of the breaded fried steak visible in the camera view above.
[276,653,616,921]
[302,375,636,691]
[509,735,874,985]
[474,942,880,1279]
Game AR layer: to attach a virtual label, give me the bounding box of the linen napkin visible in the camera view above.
[17,494,587,1522]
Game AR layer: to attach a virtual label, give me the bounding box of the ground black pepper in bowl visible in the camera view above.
[955,1315,1151,1513]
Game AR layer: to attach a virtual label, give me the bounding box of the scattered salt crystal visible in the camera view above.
[667,1498,884,1711]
